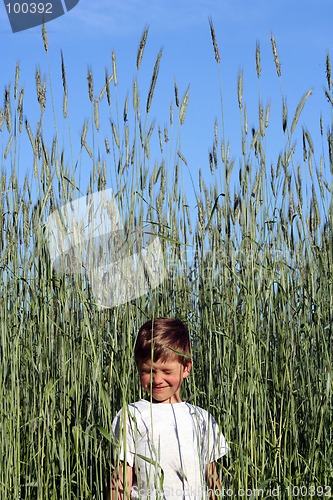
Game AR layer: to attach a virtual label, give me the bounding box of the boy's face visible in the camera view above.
[138,358,192,404]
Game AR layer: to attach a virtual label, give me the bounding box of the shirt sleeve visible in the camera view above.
[112,406,136,467]
[206,413,230,463]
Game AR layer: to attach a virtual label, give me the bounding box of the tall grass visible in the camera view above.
[1,25,332,498]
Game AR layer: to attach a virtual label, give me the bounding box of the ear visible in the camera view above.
[182,361,192,379]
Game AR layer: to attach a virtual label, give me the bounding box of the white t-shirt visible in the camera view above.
[112,399,229,499]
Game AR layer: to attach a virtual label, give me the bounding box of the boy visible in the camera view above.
[111,318,229,499]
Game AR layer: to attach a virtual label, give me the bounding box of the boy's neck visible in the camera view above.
[146,395,183,404]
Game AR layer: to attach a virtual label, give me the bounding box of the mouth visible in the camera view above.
[152,386,167,391]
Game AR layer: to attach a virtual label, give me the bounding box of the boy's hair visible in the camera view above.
[134,318,191,367]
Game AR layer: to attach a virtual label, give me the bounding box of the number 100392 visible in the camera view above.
[286,485,331,497]
[6,3,53,14]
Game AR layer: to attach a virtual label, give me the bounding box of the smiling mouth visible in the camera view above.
[152,386,167,390]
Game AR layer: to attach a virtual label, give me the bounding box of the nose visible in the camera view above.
[152,372,163,385]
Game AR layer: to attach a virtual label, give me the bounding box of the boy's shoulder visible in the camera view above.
[184,402,218,425]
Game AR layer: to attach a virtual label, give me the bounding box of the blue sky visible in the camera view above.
[1,0,333,207]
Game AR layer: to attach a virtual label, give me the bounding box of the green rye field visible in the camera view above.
[1,25,332,499]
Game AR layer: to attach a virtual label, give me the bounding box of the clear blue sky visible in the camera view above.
[2,0,333,207]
